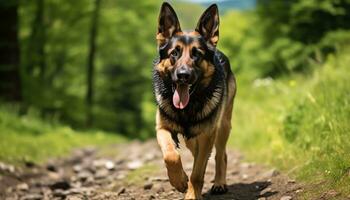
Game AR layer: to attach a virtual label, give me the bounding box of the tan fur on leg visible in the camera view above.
[157,128,188,193]
[185,133,215,199]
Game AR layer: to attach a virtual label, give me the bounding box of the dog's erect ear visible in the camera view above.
[157,2,181,47]
[195,4,219,46]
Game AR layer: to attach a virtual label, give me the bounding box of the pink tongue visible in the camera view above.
[173,84,190,109]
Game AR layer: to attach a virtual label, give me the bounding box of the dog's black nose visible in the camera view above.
[177,68,191,83]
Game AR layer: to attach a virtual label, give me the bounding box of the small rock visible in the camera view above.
[242,174,249,180]
[156,186,165,193]
[260,187,272,195]
[144,182,153,190]
[21,193,43,200]
[258,198,267,200]
[149,194,156,199]
[105,161,115,170]
[323,190,340,198]
[117,187,126,195]
[288,179,296,183]
[52,189,67,198]
[46,163,57,172]
[73,165,83,173]
[280,196,292,200]
[116,173,126,180]
[0,162,15,173]
[49,180,71,190]
[67,188,84,195]
[127,160,143,170]
[151,176,168,182]
[6,187,13,193]
[143,152,156,162]
[263,169,280,178]
[48,172,60,180]
[24,160,36,168]
[17,183,29,191]
[95,168,109,179]
[66,196,84,200]
[77,171,92,182]
[92,159,106,168]
[295,189,303,193]
[83,146,96,155]
[240,162,252,169]
[230,171,239,175]
[70,181,82,188]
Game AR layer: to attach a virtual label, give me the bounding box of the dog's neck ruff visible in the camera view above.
[153,55,225,125]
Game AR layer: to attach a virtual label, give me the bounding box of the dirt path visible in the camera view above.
[0,140,302,200]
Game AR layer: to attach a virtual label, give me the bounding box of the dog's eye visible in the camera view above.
[192,47,203,59]
[170,50,178,57]
[170,46,181,57]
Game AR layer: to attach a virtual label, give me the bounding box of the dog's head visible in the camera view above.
[155,2,220,110]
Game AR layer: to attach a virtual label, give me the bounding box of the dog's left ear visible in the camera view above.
[195,4,219,46]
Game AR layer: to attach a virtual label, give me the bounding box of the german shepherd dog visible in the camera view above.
[153,2,236,199]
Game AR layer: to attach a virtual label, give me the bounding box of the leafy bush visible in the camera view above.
[282,49,350,182]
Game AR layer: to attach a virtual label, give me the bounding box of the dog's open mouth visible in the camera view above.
[172,83,192,109]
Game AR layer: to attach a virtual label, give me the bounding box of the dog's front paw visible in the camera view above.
[184,189,202,200]
[168,169,188,193]
[210,183,228,195]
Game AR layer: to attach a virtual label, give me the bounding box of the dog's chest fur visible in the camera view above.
[153,50,228,139]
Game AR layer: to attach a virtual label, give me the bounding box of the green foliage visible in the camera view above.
[0,104,125,164]
[282,50,350,184]
[220,0,350,77]
[230,48,350,197]
[15,0,208,138]
[18,0,163,137]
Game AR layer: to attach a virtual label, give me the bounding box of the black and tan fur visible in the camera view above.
[153,2,236,199]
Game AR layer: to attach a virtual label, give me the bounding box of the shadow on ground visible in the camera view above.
[203,181,277,200]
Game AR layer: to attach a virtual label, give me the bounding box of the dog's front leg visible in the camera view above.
[156,128,188,193]
[185,133,215,200]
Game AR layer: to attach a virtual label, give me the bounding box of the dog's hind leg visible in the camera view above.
[185,133,215,200]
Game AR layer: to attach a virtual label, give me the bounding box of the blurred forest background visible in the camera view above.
[0,0,350,197]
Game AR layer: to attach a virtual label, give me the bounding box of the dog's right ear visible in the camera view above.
[157,2,181,47]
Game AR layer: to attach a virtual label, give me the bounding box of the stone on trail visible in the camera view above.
[262,168,280,178]
[126,160,143,170]
[52,189,67,198]
[105,160,115,170]
[280,195,292,200]
[117,187,126,195]
[94,168,109,179]
[143,182,153,190]
[77,170,92,182]
[0,162,16,173]
[150,176,168,182]
[16,183,29,191]
[49,180,71,190]
[46,163,57,172]
[73,164,83,173]
[21,193,43,200]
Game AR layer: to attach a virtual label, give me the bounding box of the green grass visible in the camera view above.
[0,105,126,165]
[124,164,159,185]
[230,48,350,198]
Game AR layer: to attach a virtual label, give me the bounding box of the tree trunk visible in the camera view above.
[86,0,101,126]
[0,1,22,102]
[27,0,46,80]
